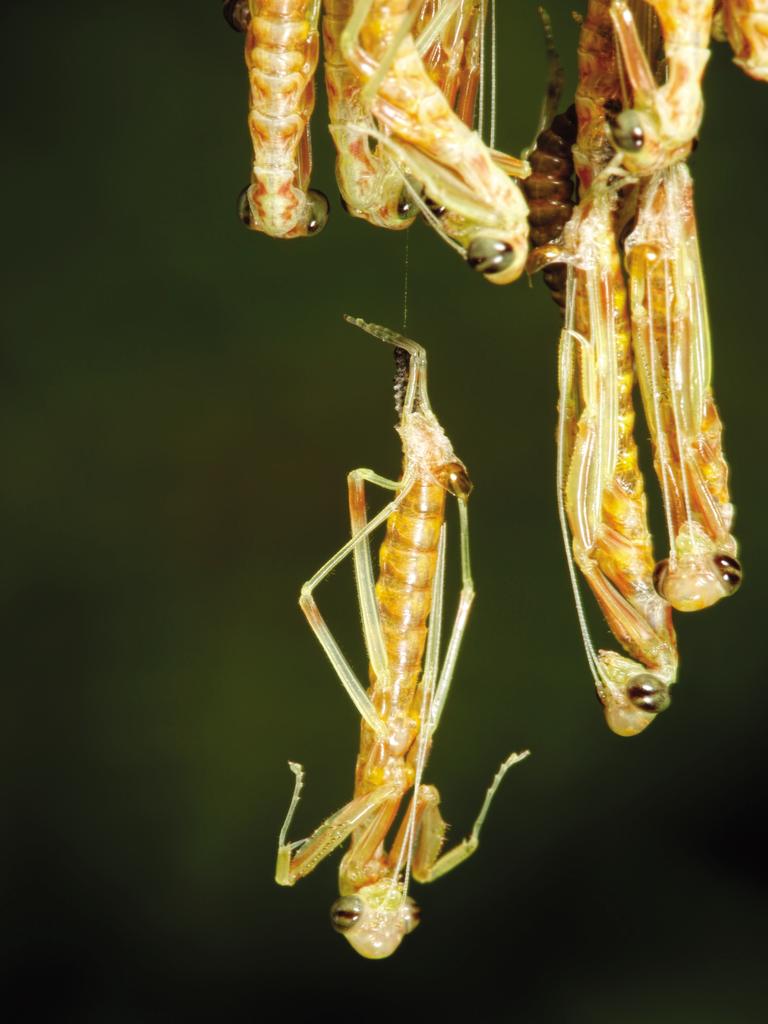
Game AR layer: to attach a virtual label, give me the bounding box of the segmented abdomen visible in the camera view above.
[243,1,321,237]
[574,0,623,187]
[374,477,445,714]
[353,475,445,798]
[524,105,577,309]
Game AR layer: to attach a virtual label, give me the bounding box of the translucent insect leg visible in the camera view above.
[338,791,405,885]
[611,1,658,104]
[276,769,401,886]
[488,151,532,179]
[429,499,474,735]
[414,0,463,62]
[277,761,304,853]
[556,324,604,690]
[360,0,425,104]
[422,524,447,711]
[391,752,530,885]
[348,468,401,690]
[299,472,416,737]
[341,0,422,102]
[388,785,446,886]
[386,524,447,896]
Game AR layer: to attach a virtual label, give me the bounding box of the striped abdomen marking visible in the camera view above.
[374,478,446,715]
[524,105,577,309]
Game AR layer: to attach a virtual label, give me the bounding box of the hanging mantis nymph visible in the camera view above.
[276,318,527,957]
[539,1,679,735]
[557,186,679,737]
[624,162,742,611]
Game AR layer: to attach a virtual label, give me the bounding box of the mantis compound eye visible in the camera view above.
[612,110,645,152]
[713,554,742,595]
[330,896,364,933]
[306,190,330,235]
[627,675,671,714]
[402,897,421,935]
[222,0,250,32]
[397,189,414,219]
[466,237,515,276]
[652,558,669,599]
[435,461,473,500]
[423,193,447,219]
[237,186,253,228]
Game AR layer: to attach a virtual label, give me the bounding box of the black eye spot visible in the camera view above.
[237,186,253,228]
[397,189,414,219]
[466,237,515,275]
[627,674,670,714]
[652,559,669,599]
[402,897,421,935]
[306,190,330,235]
[330,896,363,933]
[612,110,645,152]
[222,0,250,33]
[423,194,447,219]
[713,554,742,594]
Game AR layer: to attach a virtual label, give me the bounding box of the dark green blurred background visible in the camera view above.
[4,2,767,1019]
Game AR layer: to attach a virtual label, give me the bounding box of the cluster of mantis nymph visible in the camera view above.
[221,1,765,957]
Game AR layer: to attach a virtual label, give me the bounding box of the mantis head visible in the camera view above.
[598,652,673,737]
[653,553,742,613]
[330,882,420,959]
[610,109,693,175]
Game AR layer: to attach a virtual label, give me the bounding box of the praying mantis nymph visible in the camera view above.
[276,317,528,958]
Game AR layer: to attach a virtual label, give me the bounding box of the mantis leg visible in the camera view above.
[343,0,424,103]
[414,0,463,62]
[390,752,530,885]
[610,0,658,105]
[347,468,401,690]
[299,470,414,737]
[276,761,401,885]
[429,499,474,735]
